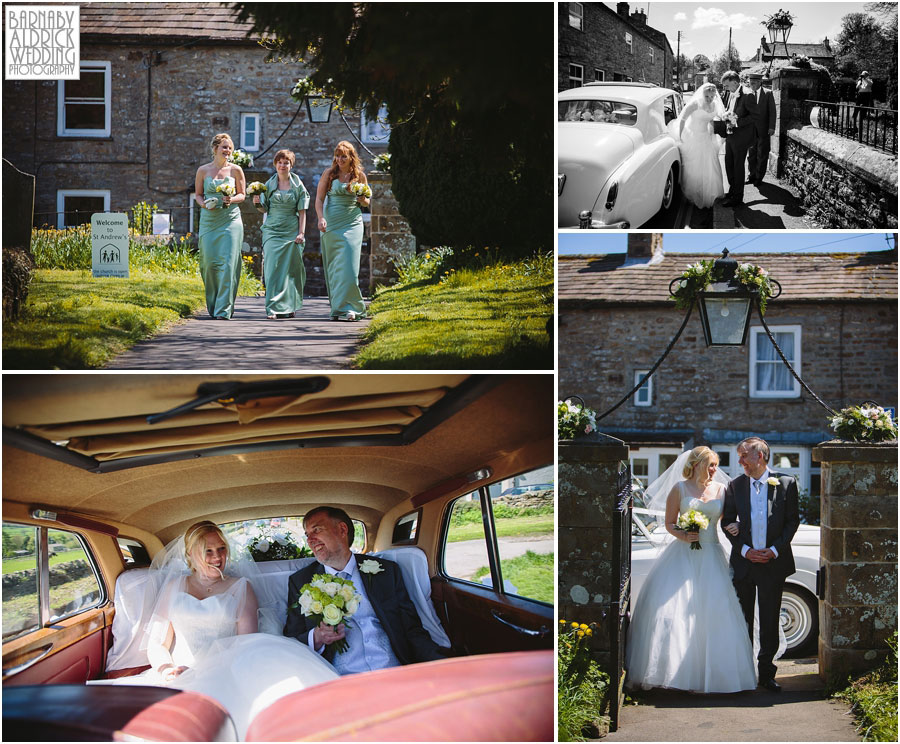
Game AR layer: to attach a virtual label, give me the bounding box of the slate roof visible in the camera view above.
[79,2,257,43]
[759,40,835,60]
[559,250,898,306]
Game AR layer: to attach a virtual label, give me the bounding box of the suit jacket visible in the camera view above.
[744,87,776,133]
[716,87,755,145]
[721,471,800,581]
[283,556,445,666]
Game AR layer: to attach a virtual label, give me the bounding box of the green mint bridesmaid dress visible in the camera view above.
[320,179,366,318]
[199,176,243,319]
[260,174,309,316]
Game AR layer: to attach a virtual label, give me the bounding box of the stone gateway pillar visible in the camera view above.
[812,440,898,680]
[367,172,415,294]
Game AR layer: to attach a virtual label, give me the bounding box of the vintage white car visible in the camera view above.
[631,507,820,657]
[558,82,683,229]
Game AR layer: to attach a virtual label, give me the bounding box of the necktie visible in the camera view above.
[337,571,350,580]
[756,89,760,104]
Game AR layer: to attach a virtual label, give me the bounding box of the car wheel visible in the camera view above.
[660,165,676,211]
[781,586,818,658]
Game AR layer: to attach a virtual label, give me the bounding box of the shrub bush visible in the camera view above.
[2,247,34,320]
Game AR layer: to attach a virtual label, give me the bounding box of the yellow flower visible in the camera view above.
[576,630,585,638]
[570,621,578,629]
[579,623,589,630]
[559,619,566,625]
[585,628,593,636]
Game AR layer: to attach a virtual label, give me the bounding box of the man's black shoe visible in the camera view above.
[746,176,757,184]
[759,678,781,692]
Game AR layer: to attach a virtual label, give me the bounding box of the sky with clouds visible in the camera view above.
[603,2,883,63]
[557,233,896,254]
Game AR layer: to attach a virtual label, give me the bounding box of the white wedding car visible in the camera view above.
[558,82,683,229]
[631,505,821,657]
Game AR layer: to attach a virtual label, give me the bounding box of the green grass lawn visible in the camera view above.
[834,636,898,742]
[2,551,86,573]
[354,257,552,369]
[473,550,553,604]
[447,515,554,543]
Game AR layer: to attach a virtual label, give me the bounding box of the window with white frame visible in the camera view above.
[240,113,260,151]
[56,189,110,229]
[360,105,390,145]
[634,369,652,406]
[569,2,584,30]
[625,32,633,54]
[58,61,111,137]
[594,68,605,82]
[749,325,801,398]
[630,447,683,493]
[568,63,584,88]
[649,48,655,63]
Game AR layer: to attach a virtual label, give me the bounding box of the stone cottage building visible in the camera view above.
[559,235,898,502]
[745,37,837,70]
[1,2,388,294]
[559,2,675,90]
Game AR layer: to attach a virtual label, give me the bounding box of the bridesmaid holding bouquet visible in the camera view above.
[251,149,310,319]
[194,133,246,320]
[315,140,370,321]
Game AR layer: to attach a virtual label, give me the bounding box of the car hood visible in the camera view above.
[792,524,820,547]
[558,124,639,220]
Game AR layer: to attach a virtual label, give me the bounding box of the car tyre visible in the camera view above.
[781,585,818,658]
[660,165,676,211]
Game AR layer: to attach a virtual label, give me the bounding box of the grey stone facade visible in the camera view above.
[368,172,415,293]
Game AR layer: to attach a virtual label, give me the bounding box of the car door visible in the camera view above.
[432,465,553,655]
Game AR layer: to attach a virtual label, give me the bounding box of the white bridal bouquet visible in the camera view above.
[676,509,710,550]
[246,181,267,196]
[348,182,372,199]
[293,574,362,653]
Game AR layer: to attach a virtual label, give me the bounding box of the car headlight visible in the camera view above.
[605,181,618,211]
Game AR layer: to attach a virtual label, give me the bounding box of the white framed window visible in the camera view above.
[625,32,633,54]
[630,447,683,491]
[57,61,111,137]
[569,2,584,30]
[649,47,655,64]
[713,443,815,499]
[240,113,260,151]
[634,369,652,406]
[749,325,801,398]
[56,189,110,229]
[360,104,390,144]
[568,63,584,88]
[594,68,605,82]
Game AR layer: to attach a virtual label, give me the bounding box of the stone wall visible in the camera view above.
[813,441,898,679]
[368,172,415,293]
[558,301,898,444]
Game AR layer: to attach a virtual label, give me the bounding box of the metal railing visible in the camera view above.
[804,100,898,155]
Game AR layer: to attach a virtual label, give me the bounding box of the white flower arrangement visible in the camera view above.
[373,152,391,173]
[830,403,898,443]
[294,573,362,653]
[558,399,598,440]
[248,528,311,562]
[247,181,267,196]
[228,149,253,168]
[347,182,373,199]
[215,182,236,197]
[676,509,710,550]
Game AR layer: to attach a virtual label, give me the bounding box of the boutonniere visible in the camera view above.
[766,477,780,487]
[359,558,384,589]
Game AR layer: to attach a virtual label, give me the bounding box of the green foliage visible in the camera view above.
[836,10,898,105]
[472,550,553,603]
[3,247,35,321]
[831,404,898,442]
[130,201,159,235]
[558,619,609,741]
[373,152,391,173]
[834,632,898,741]
[558,400,598,440]
[798,487,821,526]
[392,246,455,285]
[236,2,552,257]
[449,500,554,527]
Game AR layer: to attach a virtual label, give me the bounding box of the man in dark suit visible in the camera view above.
[720,70,755,208]
[721,437,800,692]
[284,506,444,674]
[745,72,777,186]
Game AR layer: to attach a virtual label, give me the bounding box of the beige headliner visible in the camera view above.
[3,374,553,544]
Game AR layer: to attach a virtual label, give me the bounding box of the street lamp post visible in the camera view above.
[305,94,333,124]
[765,16,794,78]
[696,250,753,346]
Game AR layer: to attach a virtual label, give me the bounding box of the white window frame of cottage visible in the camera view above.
[360,105,390,145]
[569,2,584,30]
[625,32,633,54]
[57,60,111,137]
[594,68,605,82]
[568,63,584,88]
[712,443,813,497]
[634,369,652,407]
[649,47,655,64]
[240,113,261,152]
[749,325,802,398]
[56,189,110,229]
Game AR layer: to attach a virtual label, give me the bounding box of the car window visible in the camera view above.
[117,536,151,567]
[663,95,678,125]
[220,516,366,558]
[47,528,104,622]
[2,523,39,641]
[391,510,420,545]
[558,99,637,126]
[443,492,491,584]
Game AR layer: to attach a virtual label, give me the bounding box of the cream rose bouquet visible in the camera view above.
[215,182,236,198]
[293,574,362,654]
[247,181,267,196]
[347,182,372,199]
[676,509,710,550]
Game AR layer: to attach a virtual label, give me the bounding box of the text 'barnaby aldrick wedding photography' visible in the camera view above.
[5,5,79,79]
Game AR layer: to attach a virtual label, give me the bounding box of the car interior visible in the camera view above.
[2,373,554,741]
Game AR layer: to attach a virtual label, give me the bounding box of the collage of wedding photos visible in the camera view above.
[0,1,896,743]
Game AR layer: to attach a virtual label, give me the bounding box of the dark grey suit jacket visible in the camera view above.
[283,555,444,666]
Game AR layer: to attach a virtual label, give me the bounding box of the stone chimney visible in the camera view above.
[626,234,664,263]
[823,36,831,52]
[616,2,630,17]
[631,9,646,25]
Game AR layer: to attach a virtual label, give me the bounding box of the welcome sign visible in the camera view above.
[5,5,79,80]
[91,214,129,278]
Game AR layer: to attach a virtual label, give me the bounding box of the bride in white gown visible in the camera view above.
[676,83,726,209]
[626,447,757,693]
[95,521,338,738]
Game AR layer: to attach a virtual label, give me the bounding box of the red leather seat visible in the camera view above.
[246,649,553,741]
[2,684,237,741]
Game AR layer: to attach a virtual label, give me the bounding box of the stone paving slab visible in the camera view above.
[602,658,861,742]
[105,296,369,370]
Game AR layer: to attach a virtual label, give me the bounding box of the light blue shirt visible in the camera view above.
[306,554,400,675]
[741,469,779,559]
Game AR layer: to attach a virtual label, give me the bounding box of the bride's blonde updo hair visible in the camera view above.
[681,446,718,479]
[184,520,228,572]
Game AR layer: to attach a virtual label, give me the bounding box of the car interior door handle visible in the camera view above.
[3,643,54,679]
[491,610,550,638]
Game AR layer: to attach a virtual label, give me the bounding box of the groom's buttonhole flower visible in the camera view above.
[359,559,384,575]
[766,477,780,487]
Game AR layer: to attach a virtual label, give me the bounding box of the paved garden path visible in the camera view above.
[603,658,861,742]
[105,296,369,370]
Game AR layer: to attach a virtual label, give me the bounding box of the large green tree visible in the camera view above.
[836,9,898,105]
[236,3,552,256]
